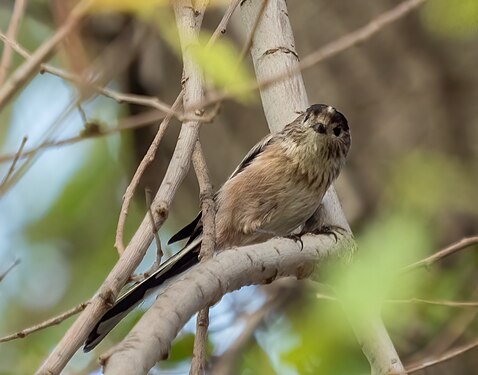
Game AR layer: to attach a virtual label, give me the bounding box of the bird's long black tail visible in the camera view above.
[83,237,201,352]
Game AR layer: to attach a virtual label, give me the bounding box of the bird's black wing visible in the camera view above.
[168,211,202,245]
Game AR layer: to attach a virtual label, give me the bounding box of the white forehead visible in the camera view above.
[326,106,335,114]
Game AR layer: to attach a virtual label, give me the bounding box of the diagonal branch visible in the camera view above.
[101,234,352,374]
[0,0,88,111]
[0,0,26,85]
[0,302,88,343]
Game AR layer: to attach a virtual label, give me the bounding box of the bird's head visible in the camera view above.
[303,104,349,139]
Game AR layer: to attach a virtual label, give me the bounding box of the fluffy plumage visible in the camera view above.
[84,104,351,352]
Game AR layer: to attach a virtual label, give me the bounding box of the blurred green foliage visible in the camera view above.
[422,0,478,37]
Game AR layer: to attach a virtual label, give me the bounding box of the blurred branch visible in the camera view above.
[400,338,478,374]
[0,0,26,85]
[317,293,478,308]
[0,302,88,343]
[0,113,162,164]
[211,281,293,375]
[0,31,193,122]
[0,0,88,111]
[204,0,427,112]
[402,235,478,272]
[190,142,216,375]
[0,136,27,188]
[0,258,20,283]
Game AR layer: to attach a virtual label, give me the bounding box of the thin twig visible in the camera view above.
[0,258,20,283]
[402,236,478,272]
[206,0,241,48]
[145,187,163,270]
[0,0,26,85]
[211,281,293,375]
[114,92,183,255]
[0,0,89,110]
[0,113,163,164]
[395,338,478,374]
[316,293,478,308]
[0,302,88,343]
[204,0,428,111]
[190,142,216,375]
[0,136,27,187]
[0,31,189,122]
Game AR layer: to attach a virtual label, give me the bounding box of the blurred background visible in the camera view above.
[0,0,477,374]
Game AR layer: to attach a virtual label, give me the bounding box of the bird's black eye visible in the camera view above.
[313,123,326,134]
[333,126,342,137]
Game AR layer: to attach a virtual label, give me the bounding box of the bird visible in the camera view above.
[83,103,351,352]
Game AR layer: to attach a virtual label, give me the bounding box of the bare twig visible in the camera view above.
[211,281,293,375]
[397,338,478,374]
[316,293,478,308]
[0,0,26,85]
[0,0,89,110]
[0,136,27,188]
[0,31,189,122]
[402,236,478,272]
[36,1,213,373]
[0,113,165,164]
[206,0,241,47]
[204,0,427,115]
[145,187,163,270]
[190,142,216,375]
[114,92,183,255]
[0,302,88,343]
[0,258,20,283]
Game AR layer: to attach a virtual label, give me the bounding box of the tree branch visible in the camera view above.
[0,302,88,343]
[101,233,352,374]
[114,92,183,255]
[402,235,478,273]
[0,258,20,283]
[0,0,26,85]
[190,142,216,375]
[240,1,404,374]
[0,0,88,110]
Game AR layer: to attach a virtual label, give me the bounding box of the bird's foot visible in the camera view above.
[312,225,348,243]
[285,233,304,251]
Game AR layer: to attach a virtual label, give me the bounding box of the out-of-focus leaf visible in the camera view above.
[167,333,195,364]
[422,0,478,37]
[189,34,255,101]
[281,296,368,375]
[334,213,430,322]
[239,337,277,375]
[386,152,478,216]
[153,10,255,102]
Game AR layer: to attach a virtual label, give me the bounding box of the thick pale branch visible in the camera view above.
[102,234,352,374]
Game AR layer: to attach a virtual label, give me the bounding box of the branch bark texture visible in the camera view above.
[102,234,351,374]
